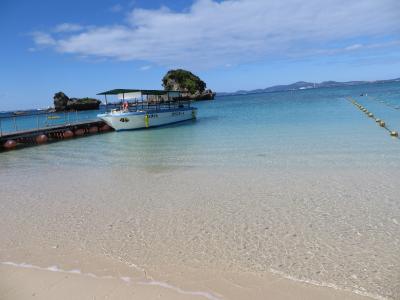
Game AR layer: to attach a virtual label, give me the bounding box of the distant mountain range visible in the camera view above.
[217,77,400,96]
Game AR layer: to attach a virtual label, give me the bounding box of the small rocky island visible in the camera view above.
[162,69,215,100]
[53,92,101,111]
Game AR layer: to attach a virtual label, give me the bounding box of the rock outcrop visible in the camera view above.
[53,92,101,111]
[162,69,215,101]
[53,92,69,111]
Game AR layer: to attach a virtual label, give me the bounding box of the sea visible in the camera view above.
[0,82,399,299]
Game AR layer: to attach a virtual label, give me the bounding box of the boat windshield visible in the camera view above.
[97,89,192,112]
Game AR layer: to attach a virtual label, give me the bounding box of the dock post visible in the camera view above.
[105,95,108,112]
[13,117,17,132]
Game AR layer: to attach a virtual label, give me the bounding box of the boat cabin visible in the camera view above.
[97,89,190,112]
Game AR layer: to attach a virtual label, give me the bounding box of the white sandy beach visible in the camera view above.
[1,164,399,299]
[2,0,400,298]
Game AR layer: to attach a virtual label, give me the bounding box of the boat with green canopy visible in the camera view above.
[97,89,197,131]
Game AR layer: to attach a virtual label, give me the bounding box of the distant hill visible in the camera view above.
[217,78,400,96]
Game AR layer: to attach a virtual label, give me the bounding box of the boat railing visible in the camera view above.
[106,99,192,113]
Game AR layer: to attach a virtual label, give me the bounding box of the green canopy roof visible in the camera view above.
[97,89,181,96]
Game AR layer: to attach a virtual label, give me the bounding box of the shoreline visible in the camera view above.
[1,162,398,299]
[1,259,373,300]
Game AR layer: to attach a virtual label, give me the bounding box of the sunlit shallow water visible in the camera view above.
[0,82,399,299]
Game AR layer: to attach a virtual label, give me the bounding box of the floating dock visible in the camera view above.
[0,117,111,151]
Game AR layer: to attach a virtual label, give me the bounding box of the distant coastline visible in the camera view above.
[217,77,400,96]
[1,78,399,114]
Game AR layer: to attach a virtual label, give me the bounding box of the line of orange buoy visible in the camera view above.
[347,97,399,139]
[1,123,112,151]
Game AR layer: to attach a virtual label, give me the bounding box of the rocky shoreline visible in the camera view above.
[180,89,216,101]
[53,92,101,111]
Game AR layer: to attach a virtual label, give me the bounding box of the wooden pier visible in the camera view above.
[0,118,111,151]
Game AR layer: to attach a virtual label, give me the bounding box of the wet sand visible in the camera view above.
[0,164,399,299]
[1,260,368,300]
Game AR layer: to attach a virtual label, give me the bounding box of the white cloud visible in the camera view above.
[110,4,123,13]
[32,32,56,46]
[54,23,85,33]
[139,65,152,71]
[32,0,400,68]
[345,44,364,51]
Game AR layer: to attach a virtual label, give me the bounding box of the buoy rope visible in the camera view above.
[362,95,400,111]
[346,97,399,140]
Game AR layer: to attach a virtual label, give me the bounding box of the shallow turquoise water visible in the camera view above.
[0,109,102,134]
[1,82,399,170]
[1,82,400,299]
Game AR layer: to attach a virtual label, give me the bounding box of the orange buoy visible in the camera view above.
[36,134,48,144]
[100,124,111,132]
[74,128,85,136]
[88,126,98,134]
[3,139,17,149]
[63,130,74,139]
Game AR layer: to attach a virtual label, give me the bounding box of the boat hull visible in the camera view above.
[98,108,197,131]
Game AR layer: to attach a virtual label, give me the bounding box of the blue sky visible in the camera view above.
[0,0,399,110]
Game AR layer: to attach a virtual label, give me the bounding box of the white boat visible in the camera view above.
[96,89,197,131]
